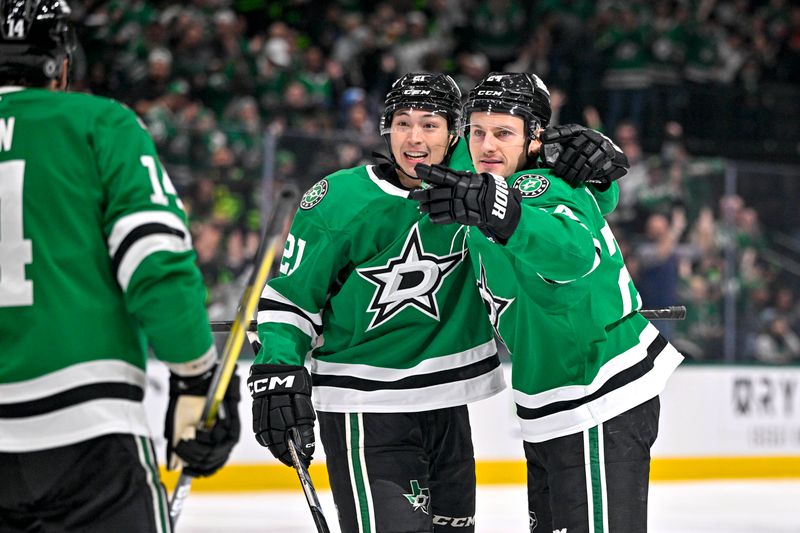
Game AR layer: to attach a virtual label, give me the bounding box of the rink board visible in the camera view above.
[145,363,800,490]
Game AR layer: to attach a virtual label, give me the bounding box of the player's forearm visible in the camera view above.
[254,324,311,366]
[589,181,620,216]
[124,250,214,363]
[502,206,597,281]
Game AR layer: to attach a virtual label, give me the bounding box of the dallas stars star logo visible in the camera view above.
[514,174,549,197]
[403,480,431,515]
[476,259,513,337]
[357,224,462,330]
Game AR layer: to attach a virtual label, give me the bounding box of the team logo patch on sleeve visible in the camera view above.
[513,175,549,198]
[300,179,328,210]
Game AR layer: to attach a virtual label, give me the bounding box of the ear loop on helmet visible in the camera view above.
[440,126,460,166]
[523,119,543,170]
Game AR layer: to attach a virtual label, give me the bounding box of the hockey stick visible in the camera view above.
[288,428,331,533]
[639,306,686,320]
[168,184,299,523]
[208,304,688,332]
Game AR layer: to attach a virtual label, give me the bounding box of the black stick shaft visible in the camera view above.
[210,305,689,333]
[639,306,687,320]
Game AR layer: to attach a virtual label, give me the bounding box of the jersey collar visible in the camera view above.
[366,164,412,198]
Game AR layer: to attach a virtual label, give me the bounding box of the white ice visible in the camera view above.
[173,480,800,532]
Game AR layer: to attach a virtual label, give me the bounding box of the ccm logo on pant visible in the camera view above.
[249,375,295,393]
[432,515,475,527]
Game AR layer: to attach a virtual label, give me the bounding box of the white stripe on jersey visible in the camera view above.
[311,339,497,381]
[0,398,151,452]
[257,309,320,345]
[0,359,146,403]
[312,365,505,413]
[107,210,189,256]
[116,233,193,291]
[515,323,660,409]
[516,337,683,443]
[260,285,323,326]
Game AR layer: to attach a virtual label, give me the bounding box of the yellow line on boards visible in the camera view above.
[651,456,800,481]
[160,456,800,492]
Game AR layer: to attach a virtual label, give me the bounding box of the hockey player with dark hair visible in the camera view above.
[248,70,630,533]
[412,72,684,532]
[248,72,504,533]
[0,1,240,531]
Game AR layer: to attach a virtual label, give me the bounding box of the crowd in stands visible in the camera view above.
[66,0,800,363]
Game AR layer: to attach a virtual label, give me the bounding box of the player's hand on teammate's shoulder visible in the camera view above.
[539,124,629,189]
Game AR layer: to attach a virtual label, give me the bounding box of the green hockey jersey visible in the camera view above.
[465,169,683,442]
[0,88,213,452]
[255,158,504,412]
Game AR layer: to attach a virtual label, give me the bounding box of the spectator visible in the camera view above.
[754,317,800,364]
[635,209,688,337]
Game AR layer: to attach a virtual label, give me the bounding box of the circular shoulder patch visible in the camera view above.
[300,179,329,210]
[513,174,550,198]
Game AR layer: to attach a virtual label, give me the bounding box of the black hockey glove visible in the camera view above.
[410,163,522,245]
[540,124,629,189]
[165,366,241,477]
[248,364,316,467]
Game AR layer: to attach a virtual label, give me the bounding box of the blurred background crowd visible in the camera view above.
[65,0,800,363]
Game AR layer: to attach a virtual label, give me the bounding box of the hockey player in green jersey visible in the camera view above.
[248,73,504,533]
[412,72,684,532]
[0,2,240,531]
[248,70,633,532]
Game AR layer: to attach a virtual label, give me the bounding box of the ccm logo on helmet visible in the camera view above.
[249,375,295,393]
[477,90,503,96]
[403,89,431,96]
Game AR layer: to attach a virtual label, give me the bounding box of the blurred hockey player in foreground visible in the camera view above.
[0,2,240,531]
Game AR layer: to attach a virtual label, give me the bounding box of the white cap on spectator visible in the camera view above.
[149,47,173,66]
[214,9,236,25]
[265,37,291,67]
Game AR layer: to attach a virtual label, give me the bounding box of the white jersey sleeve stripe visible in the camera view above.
[107,210,189,256]
[116,234,193,291]
[261,285,323,326]
[257,309,320,345]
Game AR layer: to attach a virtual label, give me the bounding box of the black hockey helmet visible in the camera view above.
[0,0,76,83]
[380,72,462,135]
[462,72,551,140]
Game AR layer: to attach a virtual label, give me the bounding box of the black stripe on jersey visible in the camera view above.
[515,334,668,421]
[0,383,144,418]
[311,354,501,391]
[258,298,324,336]
[110,223,186,275]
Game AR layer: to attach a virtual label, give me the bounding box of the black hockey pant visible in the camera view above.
[319,406,476,533]
[524,396,660,533]
[0,433,172,533]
